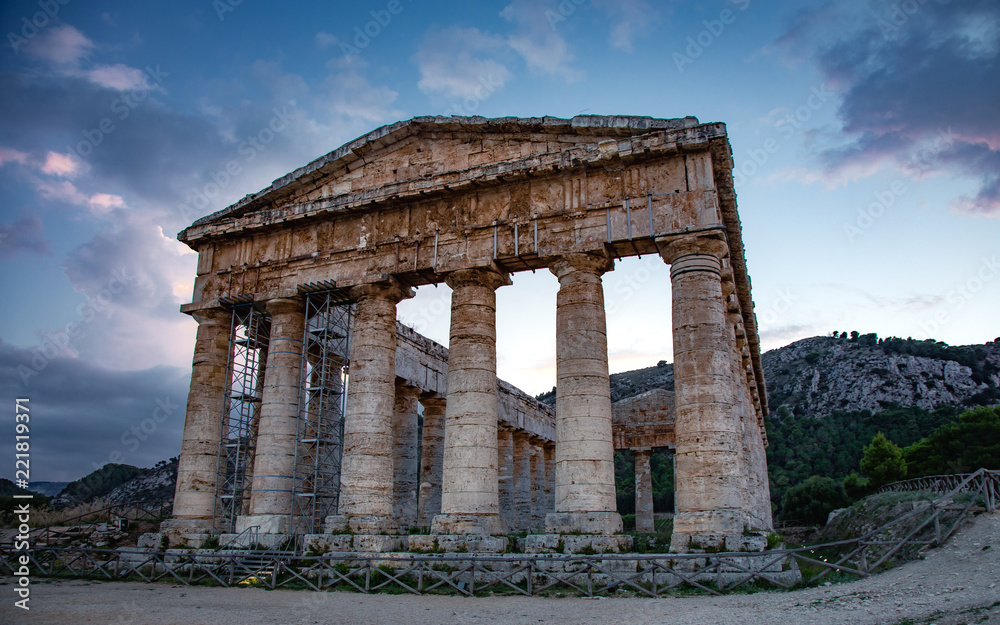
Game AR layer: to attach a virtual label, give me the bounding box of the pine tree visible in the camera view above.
[860,432,907,489]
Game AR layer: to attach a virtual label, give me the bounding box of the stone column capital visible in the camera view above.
[349,279,414,304]
[444,266,511,291]
[264,296,303,317]
[190,306,231,326]
[656,234,729,267]
[548,252,614,283]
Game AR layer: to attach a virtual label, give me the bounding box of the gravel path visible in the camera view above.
[4,512,998,625]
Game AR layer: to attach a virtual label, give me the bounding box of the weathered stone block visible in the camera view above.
[352,534,405,552]
[236,514,288,535]
[523,534,562,554]
[544,512,623,535]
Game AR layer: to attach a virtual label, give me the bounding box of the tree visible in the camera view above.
[843,472,869,500]
[780,476,849,524]
[860,432,907,489]
[903,406,1000,476]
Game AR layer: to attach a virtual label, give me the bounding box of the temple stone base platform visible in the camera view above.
[155,519,211,549]
[409,534,509,554]
[523,534,633,554]
[430,514,506,537]
[303,534,406,553]
[671,531,769,554]
[544,512,623,535]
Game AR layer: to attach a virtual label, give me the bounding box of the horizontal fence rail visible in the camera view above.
[19,501,174,548]
[1,471,996,597]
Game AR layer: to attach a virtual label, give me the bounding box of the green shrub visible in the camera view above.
[780,476,849,525]
[843,471,869,500]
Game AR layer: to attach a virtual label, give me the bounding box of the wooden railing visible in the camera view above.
[2,501,173,548]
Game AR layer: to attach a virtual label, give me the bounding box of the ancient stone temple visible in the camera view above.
[161,115,772,553]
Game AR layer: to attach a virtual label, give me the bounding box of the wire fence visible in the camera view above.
[1,470,996,597]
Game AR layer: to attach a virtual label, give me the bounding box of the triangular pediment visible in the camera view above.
[186,115,703,233]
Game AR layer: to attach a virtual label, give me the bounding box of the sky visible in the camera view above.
[1,0,997,482]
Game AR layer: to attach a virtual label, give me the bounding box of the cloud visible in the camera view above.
[592,0,659,52]
[500,0,584,82]
[34,178,89,205]
[21,24,160,94]
[61,213,194,323]
[0,215,50,258]
[87,192,126,214]
[321,57,403,124]
[41,151,83,177]
[84,63,154,91]
[414,26,512,99]
[32,178,125,217]
[315,32,338,48]
[24,24,94,66]
[9,207,199,372]
[0,340,190,482]
[0,147,30,167]
[777,0,1000,216]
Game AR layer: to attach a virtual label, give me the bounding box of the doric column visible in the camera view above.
[634,448,654,533]
[417,396,446,527]
[392,382,421,530]
[544,444,555,515]
[529,441,545,530]
[337,280,413,534]
[165,307,232,533]
[496,426,515,530]
[659,234,748,551]
[512,432,532,530]
[241,297,305,534]
[545,252,622,535]
[431,267,509,536]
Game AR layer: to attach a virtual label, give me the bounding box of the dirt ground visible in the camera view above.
[3,512,998,625]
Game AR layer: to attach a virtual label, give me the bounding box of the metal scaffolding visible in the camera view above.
[291,287,353,534]
[214,303,271,533]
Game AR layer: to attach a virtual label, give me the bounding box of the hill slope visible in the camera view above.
[52,458,178,508]
[763,335,1000,417]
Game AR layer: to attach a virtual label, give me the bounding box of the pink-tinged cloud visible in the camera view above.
[41,151,83,177]
[36,179,89,205]
[24,24,94,66]
[87,193,127,214]
[0,147,29,167]
[33,178,127,216]
[776,0,1000,217]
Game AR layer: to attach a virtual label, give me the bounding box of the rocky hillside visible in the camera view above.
[52,458,178,508]
[539,334,1000,418]
[763,335,1000,417]
[102,458,178,505]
